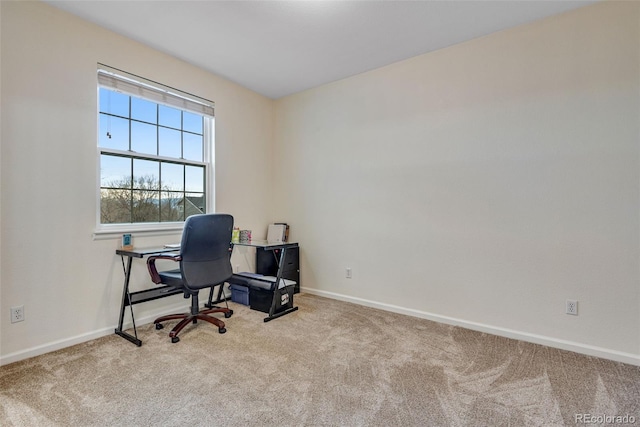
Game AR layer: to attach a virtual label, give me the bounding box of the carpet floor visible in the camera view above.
[1,293,638,426]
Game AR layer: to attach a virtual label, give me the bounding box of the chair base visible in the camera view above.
[154,306,233,343]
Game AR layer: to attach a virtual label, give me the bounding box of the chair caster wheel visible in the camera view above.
[224,312,232,318]
[218,328,226,334]
[155,323,164,330]
[171,336,180,343]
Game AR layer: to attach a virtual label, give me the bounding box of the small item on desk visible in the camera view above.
[164,243,180,249]
[232,227,240,244]
[267,223,287,243]
[275,223,290,242]
[239,229,251,243]
[121,233,133,251]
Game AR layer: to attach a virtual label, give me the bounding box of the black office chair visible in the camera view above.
[147,213,234,343]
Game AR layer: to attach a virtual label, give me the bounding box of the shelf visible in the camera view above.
[126,286,183,305]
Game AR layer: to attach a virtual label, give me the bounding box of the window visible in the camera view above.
[97,65,214,230]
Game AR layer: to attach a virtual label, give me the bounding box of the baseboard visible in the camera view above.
[301,287,640,367]
[3,290,638,367]
[0,299,207,366]
[0,326,115,367]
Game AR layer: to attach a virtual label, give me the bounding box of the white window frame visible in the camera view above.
[94,64,215,238]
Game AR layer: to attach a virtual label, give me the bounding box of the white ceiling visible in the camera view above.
[45,0,598,99]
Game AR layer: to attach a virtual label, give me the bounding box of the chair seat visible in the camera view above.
[158,269,185,288]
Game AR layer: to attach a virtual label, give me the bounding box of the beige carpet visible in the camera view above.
[1,293,638,426]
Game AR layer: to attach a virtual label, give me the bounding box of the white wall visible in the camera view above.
[0,1,273,363]
[274,1,640,364]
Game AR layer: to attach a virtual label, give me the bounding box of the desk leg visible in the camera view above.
[205,282,228,308]
[264,247,299,322]
[114,255,142,346]
[263,305,299,322]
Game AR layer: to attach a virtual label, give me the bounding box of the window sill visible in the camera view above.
[93,223,184,241]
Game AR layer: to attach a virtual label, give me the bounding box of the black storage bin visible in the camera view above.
[249,285,295,314]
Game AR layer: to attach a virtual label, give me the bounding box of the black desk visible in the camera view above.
[220,240,299,322]
[114,246,227,346]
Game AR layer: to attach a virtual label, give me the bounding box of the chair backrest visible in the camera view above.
[179,213,234,291]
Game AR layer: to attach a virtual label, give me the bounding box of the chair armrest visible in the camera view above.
[146,254,181,284]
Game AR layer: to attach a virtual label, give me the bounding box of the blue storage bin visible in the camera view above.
[230,284,249,306]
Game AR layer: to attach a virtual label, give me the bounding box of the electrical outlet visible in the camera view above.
[11,305,25,323]
[346,268,352,279]
[566,299,578,316]
[235,264,240,273]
